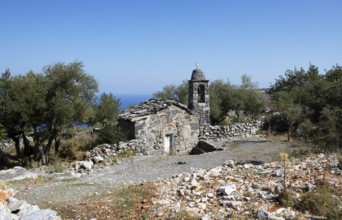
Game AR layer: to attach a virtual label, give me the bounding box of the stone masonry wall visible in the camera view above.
[200,121,263,140]
[134,105,200,155]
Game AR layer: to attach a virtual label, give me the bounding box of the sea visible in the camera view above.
[115,94,152,110]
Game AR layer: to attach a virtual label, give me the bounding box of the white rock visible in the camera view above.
[173,201,181,213]
[183,176,190,182]
[198,202,207,210]
[92,156,104,163]
[275,207,296,219]
[224,160,235,168]
[18,205,40,217]
[76,160,94,170]
[7,198,30,212]
[156,200,171,205]
[275,168,285,177]
[256,209,284,220]
[258,191,275,200]
[207,193,214,198]
[20,209,60,220]
[221,201,242,210]
[243,163,254,169]
[201,215,210,220]
[209,167,222,176]
[190,179,199,187]
[217,184,236,196]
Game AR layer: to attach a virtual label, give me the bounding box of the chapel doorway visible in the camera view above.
[164,134,173,154]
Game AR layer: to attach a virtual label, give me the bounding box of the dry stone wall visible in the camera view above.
[201,121,263,140]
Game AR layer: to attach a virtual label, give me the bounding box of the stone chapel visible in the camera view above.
[118,67,210,155]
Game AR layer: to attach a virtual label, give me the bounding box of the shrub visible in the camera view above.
[277,190,298,207]
[46,154,64,173]
[296,185,341,219]
[97,124,126,145]
[119,149,134,159]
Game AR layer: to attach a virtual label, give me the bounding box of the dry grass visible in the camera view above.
[51,182,156,220]
[296,183,342,219]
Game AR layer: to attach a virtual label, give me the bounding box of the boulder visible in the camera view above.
[75,160,94,170]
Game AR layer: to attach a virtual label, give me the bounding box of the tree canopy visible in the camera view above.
[153,74,266,124]
[153,80,188,105]
[0,62,106,164]
[269,64,342,149]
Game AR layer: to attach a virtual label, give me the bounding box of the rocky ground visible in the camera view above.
[1,139,342,219]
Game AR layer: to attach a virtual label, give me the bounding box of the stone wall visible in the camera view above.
[119,100,200,155]
[200,121,263,140]
[133,105,200,155]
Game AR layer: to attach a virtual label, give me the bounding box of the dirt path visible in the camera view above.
[10,140,301,209]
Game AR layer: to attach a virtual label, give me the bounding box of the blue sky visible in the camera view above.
[1,0,341,95]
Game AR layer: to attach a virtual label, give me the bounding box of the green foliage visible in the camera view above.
[97,124,126,145]
[295,184,342,219]
[209,76,265,124]
[272,91,302,141]
[153,75,265,125]
[153,80,188,105]
[59,142,78,161]
[0,124,6,141]
[0,62,99,164]
[277,190,298,207]
[119,149,134,158]
[269,64,342,148]
[45,154,65,173]
[317,106,342,150]
[95,92,121,126]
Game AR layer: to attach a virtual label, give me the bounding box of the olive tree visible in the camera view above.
[0,62,98,164]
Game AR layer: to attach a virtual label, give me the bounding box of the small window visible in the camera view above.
[197,85,205,103]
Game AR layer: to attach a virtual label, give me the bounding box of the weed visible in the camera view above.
[105,155,118,165]
[70,182,95,187]
[243,190,253,198]
[288,149,307,160]
[59,143,78,161]
[172,210,200,220]
[60,178,78,183]
[0,182,7,190]
[277,190,298,207]
[141,211,148,220]
[119,149,135,159]
[295,184,342,219]
[45,154,65,173]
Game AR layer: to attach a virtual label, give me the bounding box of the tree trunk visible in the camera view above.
[54,134,60,154]
[44,133,55,164]
[22,132,31,154]
[288,127,291,142]
[12,136,22,164]
[39,145,46,165]
[268,119,271,136]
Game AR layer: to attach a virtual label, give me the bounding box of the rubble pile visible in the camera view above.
[71,140,146,173]
[150,153,342,219]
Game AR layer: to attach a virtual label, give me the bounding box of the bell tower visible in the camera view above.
[188,66,210,126]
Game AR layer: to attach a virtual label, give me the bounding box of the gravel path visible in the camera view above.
[13,140,297,207]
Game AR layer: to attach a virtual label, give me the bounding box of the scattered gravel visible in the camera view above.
[11,140,301,208]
